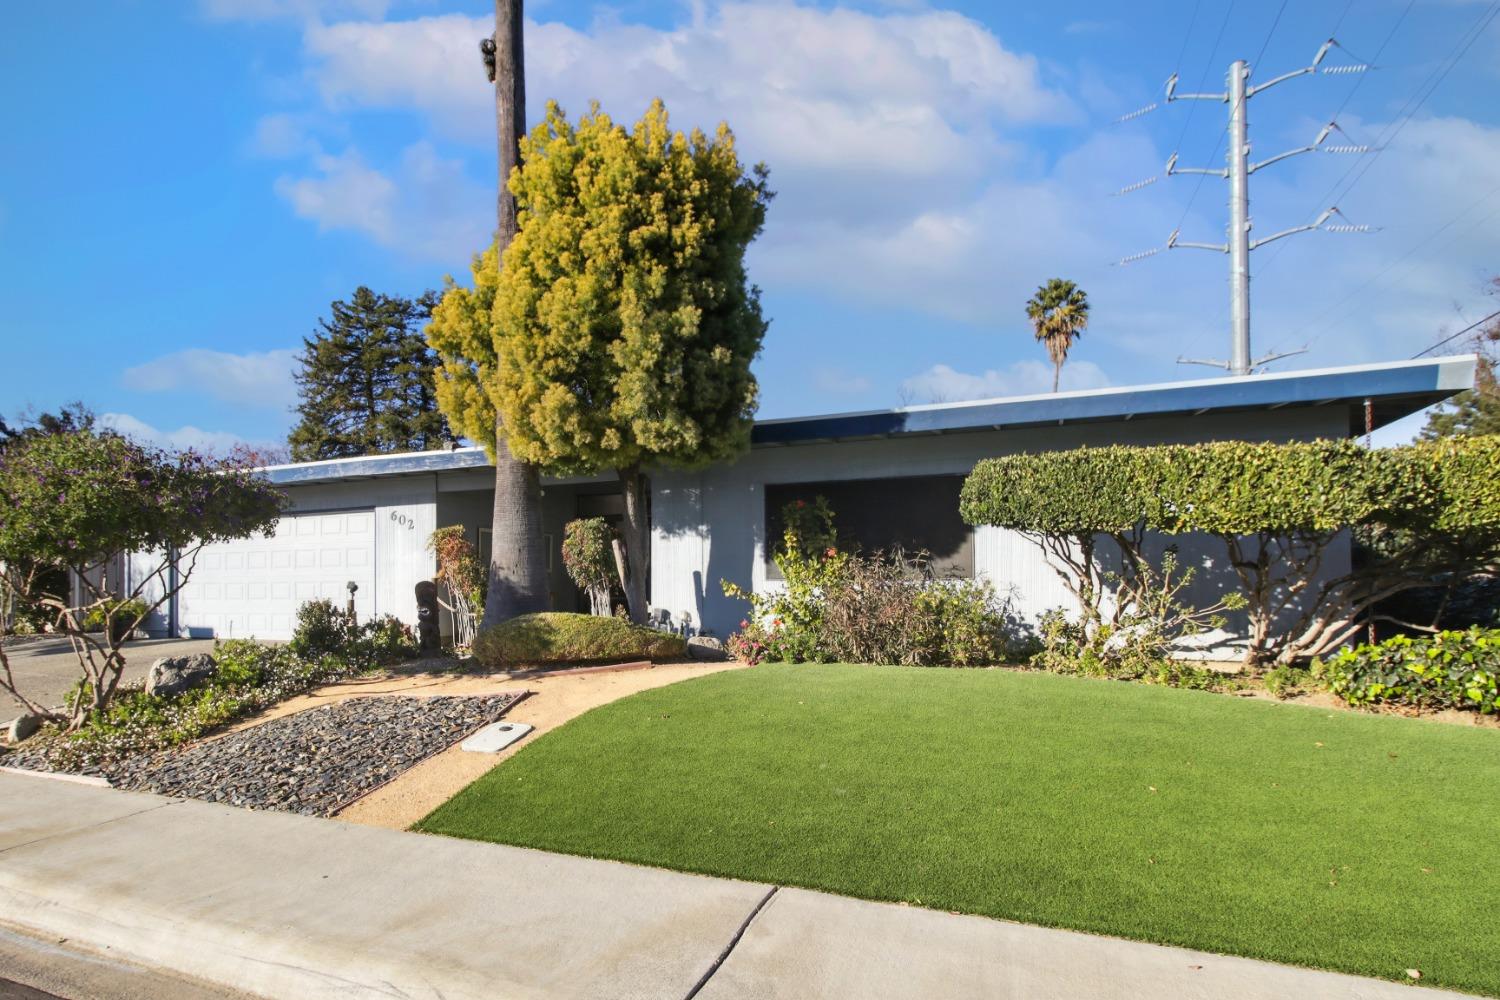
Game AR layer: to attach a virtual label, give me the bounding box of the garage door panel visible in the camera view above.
[176,508,376,641]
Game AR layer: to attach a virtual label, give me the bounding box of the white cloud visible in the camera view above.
[302,4,1072,174]
[99,413,250,455]
[902,360,1111,403]
[122,348,299,410]
[273,141,489,260]
[255,2,1500,377]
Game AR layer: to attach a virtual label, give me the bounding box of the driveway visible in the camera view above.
[1,638,220,715]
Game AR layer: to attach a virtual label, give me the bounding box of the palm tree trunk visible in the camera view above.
[481,0,549,627]
[1052,358,1061,393]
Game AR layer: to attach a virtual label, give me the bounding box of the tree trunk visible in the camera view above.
[483,433,549,625]
[616,464,650,624]
[1052,358,1061,393]
[480,0,549,629]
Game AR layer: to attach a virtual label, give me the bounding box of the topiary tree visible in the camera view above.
[446,98,771,624]
[0,429,285,727]
[961,436,1500,666]
[560,518,617,617]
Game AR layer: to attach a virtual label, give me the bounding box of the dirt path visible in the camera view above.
[224,659,745,830]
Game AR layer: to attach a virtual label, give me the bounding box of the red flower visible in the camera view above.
[825,547,837,558]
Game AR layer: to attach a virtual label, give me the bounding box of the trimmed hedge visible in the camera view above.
[471,612,686,668]
[1319,628,1500,713]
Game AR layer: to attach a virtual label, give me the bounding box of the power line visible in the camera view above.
[1171,0,1204,77]
[1412,308,1500,358]
[1169,0,1239,233]
[1278,183,1500,351]
[1323,0,1500,212]
[1253,0,1417,292]
[1253,0,1495,356]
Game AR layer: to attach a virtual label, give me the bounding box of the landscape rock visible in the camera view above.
[145,653,218,698]
[687,635,727,661]
[104,694,525,816]
[4,714,43,743]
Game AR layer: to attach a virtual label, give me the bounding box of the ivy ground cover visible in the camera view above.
[419,664,1500,996]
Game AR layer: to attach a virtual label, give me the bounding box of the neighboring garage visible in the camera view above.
[171,468,442,642]
[176,509,377,640]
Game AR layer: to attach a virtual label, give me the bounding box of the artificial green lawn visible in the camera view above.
[419,664,1500,995]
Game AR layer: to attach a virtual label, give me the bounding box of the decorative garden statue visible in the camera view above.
[414,580,441,654]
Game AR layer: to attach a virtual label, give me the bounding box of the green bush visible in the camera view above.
[288,598,353,659]
[82,597,150,636]
[724,499,1033,667]
[1317,628,1500,713]
[471,612,686,668]
[352,614,419,666]
[960,436,1500,666]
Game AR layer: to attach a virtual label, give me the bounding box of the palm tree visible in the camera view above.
[1026,278,1090,393]
[481,0,550,627]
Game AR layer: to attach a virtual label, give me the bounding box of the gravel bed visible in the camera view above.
[104,694,524,816]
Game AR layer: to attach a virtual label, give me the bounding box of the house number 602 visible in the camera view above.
[389,511,415,530]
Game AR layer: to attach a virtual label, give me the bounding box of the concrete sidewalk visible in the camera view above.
[0,771,1474,1000]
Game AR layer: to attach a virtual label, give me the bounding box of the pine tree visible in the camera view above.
[1420,304,1500,440]
[288,288,455,460]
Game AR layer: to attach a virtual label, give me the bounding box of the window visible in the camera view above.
[764,474,973,579]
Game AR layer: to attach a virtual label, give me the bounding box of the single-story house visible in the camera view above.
[124,356,1474,648]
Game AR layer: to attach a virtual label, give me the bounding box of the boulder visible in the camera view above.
[4,714,43,743]
[146,653,218,698]
[687,635,728,662]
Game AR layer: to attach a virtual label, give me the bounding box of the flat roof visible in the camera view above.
[261,355,1476,485]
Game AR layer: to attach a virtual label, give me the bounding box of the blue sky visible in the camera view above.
[3,0,1498,450]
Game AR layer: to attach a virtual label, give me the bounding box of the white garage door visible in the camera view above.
[176,508,377,641]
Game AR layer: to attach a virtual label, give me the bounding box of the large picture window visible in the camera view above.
[764,474,974,580]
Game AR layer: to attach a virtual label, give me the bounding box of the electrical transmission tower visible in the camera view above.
[1116,40,1378,376]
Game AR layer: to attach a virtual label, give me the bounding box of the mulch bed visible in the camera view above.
[105,694,525,817]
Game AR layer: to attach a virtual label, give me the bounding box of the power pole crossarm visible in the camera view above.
[1165,73,1227,102]
[1247,40,1335,96]
[1251,208,1336,250]
[1166,151,1227,178]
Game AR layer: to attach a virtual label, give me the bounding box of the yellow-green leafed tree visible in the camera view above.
[430,99,772,623]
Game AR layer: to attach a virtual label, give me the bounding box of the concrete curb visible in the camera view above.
[0,771,770,1000]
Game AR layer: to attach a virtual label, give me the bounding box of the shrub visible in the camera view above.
[288,598,354,659]
[960,436,1500,666]
[428,525,484,611]
[724,499,1033,667]
[1028,549,1241,686]
[471,612,686,668]
[353,614,419,666]
[1263,663,1313,699]
[82,597,151,637]
[561,517,618,617]
[1317,628,1500,713]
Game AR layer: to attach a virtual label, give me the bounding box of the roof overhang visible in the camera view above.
[259,355,1477,484]
[750,355,1477,446]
